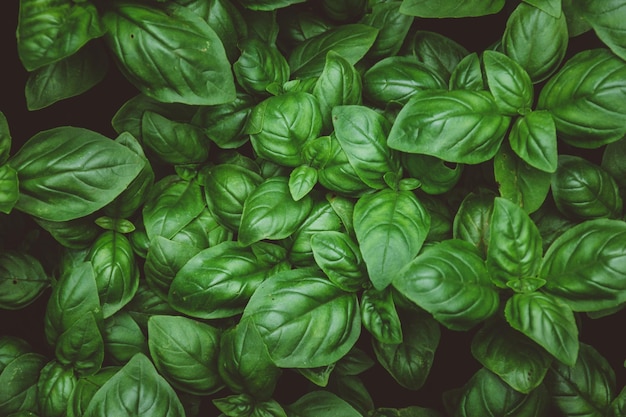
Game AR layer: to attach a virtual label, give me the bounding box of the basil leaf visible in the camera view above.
[541,219,626,312]
[363,56,447,107]
[399,0,505,17]
[238,176,313,246]
[523,0,562,17]
[247,92,322,167]
[242,268,361,368]
[393,240,500,331]
[538,48,626,148]
[332,105,400,190]
[449,52,485,91]
[67,367,119,417]
[372,312,440,390]
[0,251,49,310]
[313,51,362,132]
[237,0,305,11]
[0,112,11,165]
[192,93,255,149]
[311,231,367,292]
[0,165,19,215]
[503,2,568,83]
[83,354,185,417]
[214,394,287,417]
[453,368,550,416]
[17,0,104,71]
[505,292,579,366]
[509,110,558,173]
[55,313,104,376]
[148,315,222,395]
[402,31,469,82]
[387,90,510,164]
[288,24,378,78]
[577,0,626,61]
[8,127,145,222]
[471,319,552,394]
[487,197,543,288]
[360,1,414,60]
[315,135,371,197]
[286,391,362,417]
[218,319,281,400]
[289,165,318,201]
[25,42,108,110]
[494,142,552,214]
[551,155,623,220]
[233,38,290,96]
[327,374,374,416]
[89,231,139,318]
[452,191,494,258]
[483,50,534,116]
[402,154,462,196]
[601,137,626,190]
[169,242,288,319]
[0,352,46,415]
[102,312,148,365]
[361,288,403,344]
[354,189,430,290]
[102,2,235,105]
[546,343,617,416]
[36,360,77,417]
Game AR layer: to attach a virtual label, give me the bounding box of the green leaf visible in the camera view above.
[17,0,104,71]
[0,112,11,165]
[67,367,118,417]
[551,155,623,220]
[471,320,552,393]
[452,191,495,258]
[372,312,440,390]
[55,313,104,376]
[8,127,144,222]
[503,2,568,83]
[538,48,626,148]
[509,111,558,173]
[0,352,47,416]
[288,165,318,201]
[288,24,378,78]
[332,105,400,190]
[360,1,414,60]
[398,0,505,17]
[36,360,77,417]
[88,231,139,318]
[286,391,362,417]
[402,31,469,82]
[218,319,281,400]
[523,0,562,17]
[102,311,148,365]
[169,242,288,319]
[387,90,510,164]
[148,315,222,395]
[102,2,235,105]
[505,292,579,366]
[540,219,626,312]
[310,231,367,292]
[233,38,290,96]
[449,52,485,91]
[494,142,552,214]
[401,154,462,195]
[393,240,500,331]
[487,197,543,288]
[214,394,288,417]
[0,251,49,310]
[238,177,313,246]
[83,354,186,417]
[192,93,255,149]
[482,50,534,116]
[25,42,109,110]
[237,0,305,11]
[361,288,403,344]
[601,137,626,190]
[0,165,19,215]
[577,0,626,61]
[242,268,361,368]
[453,368,550,416]
[354,189,430,290]
[545,343,617,417]
[363,56,446,107]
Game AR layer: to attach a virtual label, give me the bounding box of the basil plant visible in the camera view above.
[1,0,625,416]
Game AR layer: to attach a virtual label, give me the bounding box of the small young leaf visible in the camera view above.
[289,165,318,201]
[482,50,534,116]
[509,111,558,173]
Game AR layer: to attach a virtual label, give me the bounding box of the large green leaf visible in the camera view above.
[398,0,505,17]
[504,292,579,366]
[537,48,626,148]
[576,0,626,61]
[0,252,50,310]
[310,231,367,292]
[102,2,235,105]
[83,354,185,417]
[148,315,222,395]
[482,50,534,116]
[540,219,626,312]
[509,110,558,173]
[0,352,47,415]
[545,343,617,417]
[17,0,104,71]
[387,90,510,164]
[8,127,145,222]
[393,239,500,331]
[402,31,469,82]
[55,313,104,376]
[360,1,414,59]
[452,191,494,258]
[503,2,568,83]
[353,189,430,290]
[288,24,378,78]
[241,268,361,368]
[487,197,543,288]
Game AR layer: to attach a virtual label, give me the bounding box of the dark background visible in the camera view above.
[1,1,624,414]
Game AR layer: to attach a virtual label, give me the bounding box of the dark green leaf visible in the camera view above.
[393,240,500,330]
[402,31,469,82]
[36,360,77,417]
[360,1,414,59]
[523,0,562,18]
[509,110,558,173]
[286,391,361,417]
[0,165,19,215]
[234,39,290,96]
[8,127,144,222]
[577,0,626,61]
[67,367,119,417]
[0,112,11,165]
[452,191,494,258]
[102,311,148,365]
[0,252,49,310]
[399,0,505,17]
[192,93,255,149]
[0,352,46,416]
[55,313,104,376]
[311,231,367,292]
[402,154,462,196]
[505,292,579,366]
[387,90,510,164]
[361,287,403,344]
